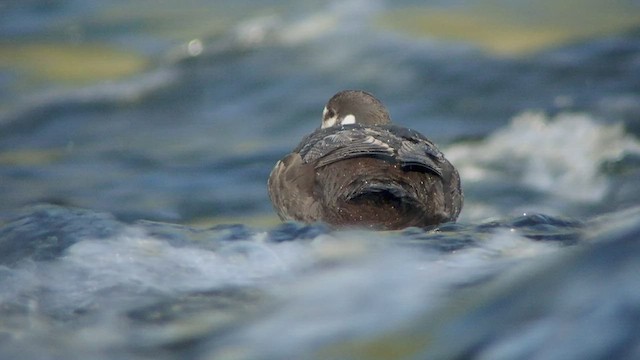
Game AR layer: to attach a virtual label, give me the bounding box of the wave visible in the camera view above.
[0,69,178,129]
[447,111,640,219]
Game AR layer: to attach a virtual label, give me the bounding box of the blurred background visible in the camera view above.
[2,2,640,359]
[1,0,639,226]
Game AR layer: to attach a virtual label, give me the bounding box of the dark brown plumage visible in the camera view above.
[268,90,463,230]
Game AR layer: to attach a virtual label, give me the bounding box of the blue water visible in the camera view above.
[1,1,640,359]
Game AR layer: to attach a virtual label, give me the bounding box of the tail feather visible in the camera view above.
[345,181,416,203]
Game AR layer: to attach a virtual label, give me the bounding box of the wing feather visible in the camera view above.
[296,124,444,177]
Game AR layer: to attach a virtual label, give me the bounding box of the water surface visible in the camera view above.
[1,1,640,359]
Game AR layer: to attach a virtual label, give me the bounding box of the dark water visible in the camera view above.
[1,0,640,359]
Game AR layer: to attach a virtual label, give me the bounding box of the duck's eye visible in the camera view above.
[325,109,335,119]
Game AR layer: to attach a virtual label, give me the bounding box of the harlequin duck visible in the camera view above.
[268,90,463,230]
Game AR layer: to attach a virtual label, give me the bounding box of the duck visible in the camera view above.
[268,90,463,230]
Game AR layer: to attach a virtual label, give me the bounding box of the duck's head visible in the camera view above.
[321,90,392,129]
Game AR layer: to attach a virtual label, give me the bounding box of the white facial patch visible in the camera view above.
[341,114,356,125]
[321,106,338,129]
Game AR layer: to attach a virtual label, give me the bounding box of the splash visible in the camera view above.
[448,111,640,203]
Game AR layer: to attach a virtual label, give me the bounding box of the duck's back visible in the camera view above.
[268,124,462,230]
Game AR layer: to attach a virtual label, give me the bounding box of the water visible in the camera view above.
[1,0,640,359]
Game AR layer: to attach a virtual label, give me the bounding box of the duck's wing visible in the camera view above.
[267,152,322,222]
[296,125,444,177]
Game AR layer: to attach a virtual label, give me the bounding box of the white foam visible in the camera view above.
[0,226,314,317]
[447,111,640,203]
[211,229,562,358]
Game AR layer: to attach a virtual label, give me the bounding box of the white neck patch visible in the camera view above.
[321,106,338,128]
[322,116,337,128]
